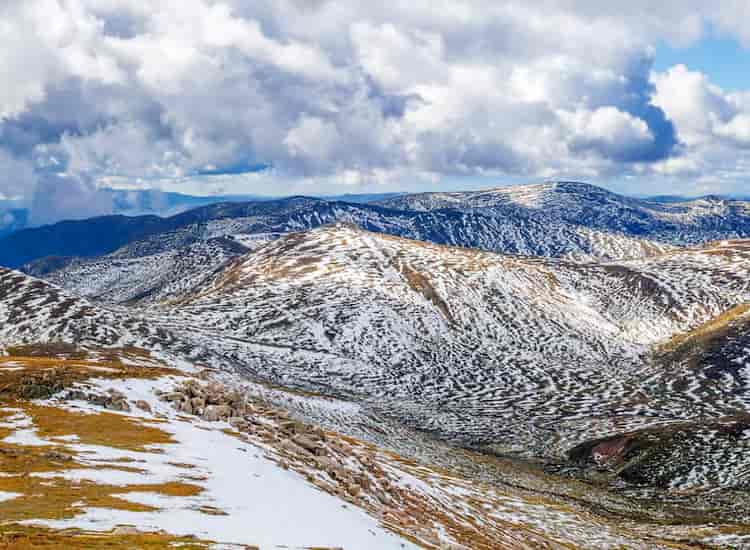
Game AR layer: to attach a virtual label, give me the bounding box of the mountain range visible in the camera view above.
[2,181,750,545]
[4,181,750,273]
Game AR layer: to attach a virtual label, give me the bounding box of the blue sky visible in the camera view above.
[655,35,750,92]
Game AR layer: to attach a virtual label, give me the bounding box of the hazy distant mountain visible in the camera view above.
[5,181,750,271]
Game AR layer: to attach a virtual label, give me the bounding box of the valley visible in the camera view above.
[2,182,750,548]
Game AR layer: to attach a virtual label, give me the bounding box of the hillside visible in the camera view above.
[31,237,251,305]
[153,226,750,462]
[376,181,750,244]
[9,181,746,271]
[4,227,750,545]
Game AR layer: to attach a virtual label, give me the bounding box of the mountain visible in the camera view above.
[0,189,267,241]
[148,226,750,462]
[5,181,750,272]
[0,186,667,269]
[28,236,251,305]
[0,190,400,242]
[375,181,750,244]
[8,224,750,460]
[4,224,750,544]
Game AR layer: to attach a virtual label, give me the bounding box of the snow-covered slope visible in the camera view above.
[33,237,250,305]
[4,226,750,536]
[10,182,720,277]
[376,181,750,245]
[155,225,750,461]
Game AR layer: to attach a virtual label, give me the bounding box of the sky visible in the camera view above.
[2,1,750,225]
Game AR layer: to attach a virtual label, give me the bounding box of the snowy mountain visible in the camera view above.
[3,224,750,545]
[375,181,750,245]
[153,225,750,459]
[29,237,251,305]
[9,181,750,271]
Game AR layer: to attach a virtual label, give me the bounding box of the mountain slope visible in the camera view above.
[31,237,250,305]
[376,181,750,244]
[7,182,734,270]
[156,225,750,461]
[5,225,750,533]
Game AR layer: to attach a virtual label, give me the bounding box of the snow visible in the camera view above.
[28,379,418,550]
[0,408,52,447]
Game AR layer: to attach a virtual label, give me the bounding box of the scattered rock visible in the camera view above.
[229,417,249,431]
[106,398,131,413]
[65,390,88,401]
[179,400,194,415]
[111,526,141,536]
[135,400,152,413]
[161,392,185,403]
[293,434,326,456]
[203,404,231,421]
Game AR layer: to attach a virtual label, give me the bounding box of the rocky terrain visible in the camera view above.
[2,344,750,548]
[3,183,750,547]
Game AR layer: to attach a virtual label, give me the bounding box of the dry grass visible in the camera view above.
[23,403,174,451]
[0,352,179,402]
[0,524,215,549]
[660,303,750,353]
[0,351,211,544]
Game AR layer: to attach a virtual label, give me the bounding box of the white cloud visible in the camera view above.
[651,64,750,188]
[1,0,750,223]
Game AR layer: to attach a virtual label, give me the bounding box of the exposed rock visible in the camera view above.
[106,398,131,412]
[191,397,206,411]
[178,399,194,415]
[229,417,249,431]
[293,434,326,456]
[203,404,231,421]
[111,526,141,536]
[161,392,185,403]
[279,439,308,457]
[89,394,109,407]
[134,400,152,413]
[65,390,88,401]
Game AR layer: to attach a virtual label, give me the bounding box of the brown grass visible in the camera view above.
[660,303,750,353]
[22,403,174,451]
[0,524,215,549]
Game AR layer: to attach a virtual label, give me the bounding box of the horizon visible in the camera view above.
[3,179,750,233]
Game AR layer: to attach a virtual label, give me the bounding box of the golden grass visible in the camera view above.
[660,303,750,353]
[0,350,211,539]
[0,524,215,549]
[0,354,180,402]
[22,403,174,452]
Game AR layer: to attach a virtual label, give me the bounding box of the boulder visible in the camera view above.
[107,399,131,413]
[292,434,326,456]
[65,390,88,401]
[202,404,232,422]
[178,400,194,415]
[191,397,206,411]
[161,392,185,403]
[134,400,152,413]
[229,417,249,431]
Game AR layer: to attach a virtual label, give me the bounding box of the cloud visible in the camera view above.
[1,0,750,224]
[650,64,750,192]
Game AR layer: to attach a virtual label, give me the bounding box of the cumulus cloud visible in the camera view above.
[651,64,750,192]
[1,0,750,224]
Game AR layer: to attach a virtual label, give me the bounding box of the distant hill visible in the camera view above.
[4,181,750,269]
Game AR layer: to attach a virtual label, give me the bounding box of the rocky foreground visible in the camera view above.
[1,345,749,549]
